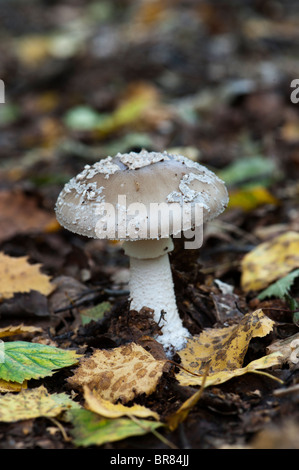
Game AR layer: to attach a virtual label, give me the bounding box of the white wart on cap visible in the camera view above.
[55,150,229,355]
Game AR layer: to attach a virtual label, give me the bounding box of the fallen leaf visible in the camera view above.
[241,231,299,292]
[0,252,54,301]
[0,190,56,244]
[177,352,282,388]
[258,268,299,300]
[69,408,162,447]
[13,35,52,66]
[167,366,209,431]
[0,385,79,422]
[267,332,299,368]
[0,341,81,383]
[0,379,27,393]
[217,155,279,187]
[176,309,277,387]
[80,301,112,325]
[83,386,160,420]
[64,105,107,131]
[96,82,172,137]
[0,324,43,339]
[228,186,278,211]
[68,342,167,403]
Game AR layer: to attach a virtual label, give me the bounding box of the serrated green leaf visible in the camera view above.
[258,269,299,300]
[69,408,162,447]
[0,341,81,383]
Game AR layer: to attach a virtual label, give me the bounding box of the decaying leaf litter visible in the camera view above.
[0,0,299,450]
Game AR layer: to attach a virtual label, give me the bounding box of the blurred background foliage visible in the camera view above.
[0,0,299,250]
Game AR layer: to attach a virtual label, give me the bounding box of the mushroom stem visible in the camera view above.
[123,238,190,355]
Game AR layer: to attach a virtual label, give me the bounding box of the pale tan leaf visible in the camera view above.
[68,343,167,403]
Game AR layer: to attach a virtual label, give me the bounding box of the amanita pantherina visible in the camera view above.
[55,150,229,355]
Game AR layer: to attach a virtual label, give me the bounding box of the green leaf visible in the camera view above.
[69,408,163,447]
[258,269,299,300]
[80,301,112,325]
[0,104,20,126]
[64,106,108,131]
[217,155,278,188]
[0,341,81,383]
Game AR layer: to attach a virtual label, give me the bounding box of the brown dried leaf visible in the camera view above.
[0,190,56,243]
[68,343,167,404]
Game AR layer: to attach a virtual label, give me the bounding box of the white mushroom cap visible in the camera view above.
[55,150,229,240]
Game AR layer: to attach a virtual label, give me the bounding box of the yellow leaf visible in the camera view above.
[95,82,172,137]
[167,365,209,431]
[181,352,282,388]
[0,253,54,301]
[0,379,27,393]
[241,231,299,292]
[83,386,160,420]
[176,309,276,387]
[0,385,76,422]
[0,324,43,339]
[13,35,51,67]
[228,186,278,211]
[68,343,167,404]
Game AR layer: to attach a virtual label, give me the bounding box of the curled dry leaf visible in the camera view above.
[241,231,299,292]
[0,190,56,244]
[0,253,54,301]
[176,309,278,387]
[0,324,43,339]
[83,385,160,420]
[68,343,167,404]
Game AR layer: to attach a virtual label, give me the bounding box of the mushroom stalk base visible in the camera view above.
[129,251,190,355]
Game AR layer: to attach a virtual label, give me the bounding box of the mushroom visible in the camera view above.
[55,150,229,356]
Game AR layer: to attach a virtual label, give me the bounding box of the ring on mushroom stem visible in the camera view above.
[55,150,229,356]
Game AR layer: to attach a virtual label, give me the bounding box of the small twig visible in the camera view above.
[250,370,284,384]
[261,306,299,314]
[128,415,178,450]
[47,417,71,442]
[273,383,299,397]
[167,359,211,378]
